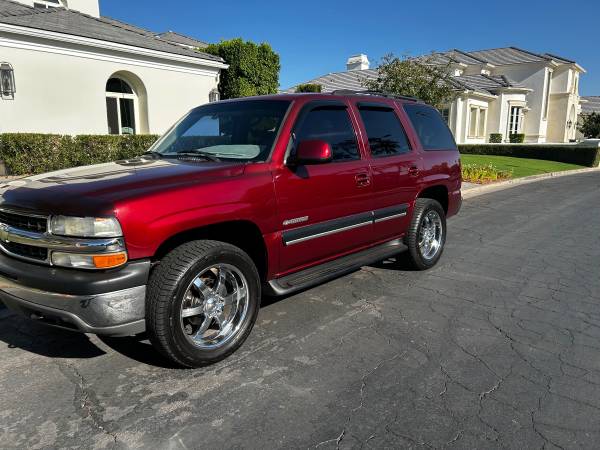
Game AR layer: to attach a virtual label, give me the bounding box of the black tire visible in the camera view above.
[405,198,447,270]
[146,240,260,368]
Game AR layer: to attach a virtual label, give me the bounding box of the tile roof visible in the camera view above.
[157,31,208,49]
[282,69,378,93]
[465,47,551,66]
[581,96,600,115]
[0,0,223,63]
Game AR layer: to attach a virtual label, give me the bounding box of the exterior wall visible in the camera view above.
[493,62,549,142]
[8,0,100,17]
[547,67,580,142]
[0,32,220,135]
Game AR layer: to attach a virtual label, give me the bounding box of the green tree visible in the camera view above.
[295,83,322,93]
[203,38,280,99]
[580,112,600,138]
[364,54,457,109]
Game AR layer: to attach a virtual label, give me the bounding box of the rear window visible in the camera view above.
[358,107,411,157]
[404,104,457,151]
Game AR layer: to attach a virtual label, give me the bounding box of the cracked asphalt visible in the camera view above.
[1,171,600,449]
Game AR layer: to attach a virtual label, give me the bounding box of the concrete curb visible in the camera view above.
[462,166,600,199]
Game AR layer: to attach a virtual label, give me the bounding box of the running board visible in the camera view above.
[266,239,406,296]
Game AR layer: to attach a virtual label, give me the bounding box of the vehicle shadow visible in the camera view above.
[0,307,176,367]
[368,253,421,272]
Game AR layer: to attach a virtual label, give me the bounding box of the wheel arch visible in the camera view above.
[152,220,268,282]
[417,185,449,214]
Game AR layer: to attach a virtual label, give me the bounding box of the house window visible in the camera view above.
[33,0,63,9]
[439,108,450,124]
[543,70,553,120]
[508,106,524,136]
[106,78,137,135]
[468,106,487,138]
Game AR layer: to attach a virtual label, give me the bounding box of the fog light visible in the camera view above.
[52,252,128,269]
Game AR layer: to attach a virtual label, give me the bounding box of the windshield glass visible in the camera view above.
[150,100,291,162]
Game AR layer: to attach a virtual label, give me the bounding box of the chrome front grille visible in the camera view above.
[2,241,48,261]
[0,209,47,233]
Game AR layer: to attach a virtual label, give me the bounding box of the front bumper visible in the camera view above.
[0,253,150,336]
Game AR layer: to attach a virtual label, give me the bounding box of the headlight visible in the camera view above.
[50,216,123,238]
[51,252,128,270]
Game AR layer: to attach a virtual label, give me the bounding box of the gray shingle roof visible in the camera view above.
[0,0,223,63]
[282,69,378,93]
[157,31,208,49]
[581,96,600,115]
[466,47,550,66]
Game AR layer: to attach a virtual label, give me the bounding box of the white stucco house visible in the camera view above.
[285,48,586,144]
[0,0,227,136]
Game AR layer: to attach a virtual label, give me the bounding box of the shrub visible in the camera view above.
[295,83,322,93]
[509,133,525,143]
[489,133,503,143]
[0,133,159,175]
[462,164,512,184]
[459,144,600,167]
[580,112,600,138]
[203,38,280,99]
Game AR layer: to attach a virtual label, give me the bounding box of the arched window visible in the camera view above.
[106,77,137,135]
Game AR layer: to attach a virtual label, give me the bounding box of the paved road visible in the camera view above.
[1,172,600,450]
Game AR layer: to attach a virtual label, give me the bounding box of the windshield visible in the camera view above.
[150,100,291,162]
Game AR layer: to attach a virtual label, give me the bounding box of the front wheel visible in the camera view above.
[405,198,447,270]
[146,240,260,368]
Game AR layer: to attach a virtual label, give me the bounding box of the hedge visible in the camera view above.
[0,134,159,175]
[459,144,600,167]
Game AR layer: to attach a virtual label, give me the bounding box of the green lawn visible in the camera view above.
[460,154,585,179]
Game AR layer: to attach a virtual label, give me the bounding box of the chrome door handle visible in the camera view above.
[408,166,420,176]
[355,173,371,187]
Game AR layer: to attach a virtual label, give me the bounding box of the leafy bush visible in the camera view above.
[203,38,280,99]
[0,134,159,175]
[580,112,600,138]
[489,133,503,143]
[462,163,512,184]
[459,144,600,167]
[295,83,322,93]
[509,133,525,143]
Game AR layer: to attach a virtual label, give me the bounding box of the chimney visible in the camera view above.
[65,0,100,17]
[346,54,370,71]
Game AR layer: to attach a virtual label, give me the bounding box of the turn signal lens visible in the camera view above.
[51,252,128,269]
[92,253,128,269]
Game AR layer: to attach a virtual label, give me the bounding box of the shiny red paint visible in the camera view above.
[0,93,461,282]
[295,140,333,164]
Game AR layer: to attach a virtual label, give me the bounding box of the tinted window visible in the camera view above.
[150,100,290,162]
[296,107,360,162]
[404,104,457,151]
[358,107,411,157]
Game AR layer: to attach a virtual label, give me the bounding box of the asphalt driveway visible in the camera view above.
[1,172,599,449]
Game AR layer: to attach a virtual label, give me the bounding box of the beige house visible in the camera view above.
[0,0,227,136]
[285,48,586,144]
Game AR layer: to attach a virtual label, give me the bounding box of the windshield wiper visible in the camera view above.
[169,150,221,162]
[142,151,163,159]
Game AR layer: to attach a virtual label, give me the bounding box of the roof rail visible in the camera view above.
[330,89,421,102]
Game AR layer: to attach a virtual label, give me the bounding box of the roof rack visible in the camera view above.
[330,89,421,102]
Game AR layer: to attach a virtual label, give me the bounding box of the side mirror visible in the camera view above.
[295,140,333,165]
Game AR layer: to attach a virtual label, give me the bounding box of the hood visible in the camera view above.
[0,157,245,216]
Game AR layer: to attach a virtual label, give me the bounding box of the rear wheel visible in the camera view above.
[405,198,446,270]
[146,240,260,368]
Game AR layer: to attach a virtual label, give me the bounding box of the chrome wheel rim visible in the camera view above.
[179,263,249,350]
[418,210,444,261]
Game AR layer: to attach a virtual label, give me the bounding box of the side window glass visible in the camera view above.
[404,104,457,151]
[358,107,411,157]
[296,107,360,162]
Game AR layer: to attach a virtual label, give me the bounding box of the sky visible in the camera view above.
[101,0,600,96]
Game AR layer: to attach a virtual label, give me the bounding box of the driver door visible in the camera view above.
[273,101,374,274]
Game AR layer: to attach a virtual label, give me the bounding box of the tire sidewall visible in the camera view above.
[410,200,447,269]
[166,247,260,367]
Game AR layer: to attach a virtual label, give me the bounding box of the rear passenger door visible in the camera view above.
[355,102,421,241]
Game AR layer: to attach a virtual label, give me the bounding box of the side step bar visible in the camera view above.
[266,239,406,296]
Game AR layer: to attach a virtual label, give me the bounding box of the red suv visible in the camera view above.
[0,91,461,367]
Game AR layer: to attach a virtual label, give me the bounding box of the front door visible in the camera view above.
[274,101,374,274]
[354,102,421,241]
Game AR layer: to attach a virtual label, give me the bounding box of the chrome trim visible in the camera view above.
[374,212,407,223]
[0,206,49,220]
[285,220,372,246]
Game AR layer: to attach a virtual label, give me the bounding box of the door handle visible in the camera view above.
[355,173,371,187]
[408,166,420,176]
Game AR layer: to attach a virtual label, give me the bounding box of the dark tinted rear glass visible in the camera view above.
[404,104,457,151]
[358,107,411,157]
